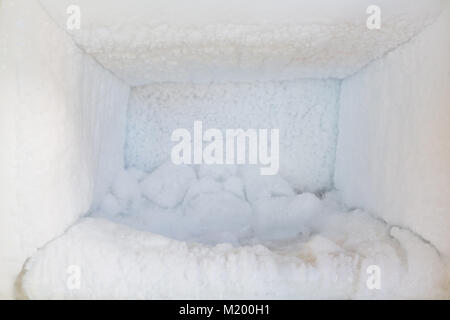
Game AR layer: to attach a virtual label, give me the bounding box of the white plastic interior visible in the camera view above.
[0,0,449,299]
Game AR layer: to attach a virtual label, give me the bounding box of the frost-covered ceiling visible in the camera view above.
[39,0,447,85]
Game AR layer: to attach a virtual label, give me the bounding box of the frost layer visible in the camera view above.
[23,164,449,299]
[0,0,130,298]
[126,80,340,192]
[40,0,446,84]
[335,6,450,256]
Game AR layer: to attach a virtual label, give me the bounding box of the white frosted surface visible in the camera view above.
[39,0,446,84]
[20,164,446,299]
[335,8,450,256]
[0,0,129,298]
[1,0,449,300]
[126,80,340,192]
[23,212,448,299]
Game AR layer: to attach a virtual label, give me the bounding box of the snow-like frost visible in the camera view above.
[140,162,196,208]
[39,0,446,84]
[22,164,449,299]
[126,80,340,192]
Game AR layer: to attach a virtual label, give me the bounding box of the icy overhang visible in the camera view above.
[39,0,447,84]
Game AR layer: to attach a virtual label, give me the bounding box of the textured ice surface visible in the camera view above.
[126,80,340,192]
[3,0,449,300]
[140,163,196,208]
[0,0,130,298]
[22,164,449,298]
[335,7,450,256]
[39,0,446,84]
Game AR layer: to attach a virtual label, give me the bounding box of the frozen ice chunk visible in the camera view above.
[223,176,245,200]
[241,166,295,203]
[318,209,390,249]
[183,177,223,200]
[140,162,196,208]
[286,192,322,222]
[183,180,252,234]
[99,193,121,216]
[250,193,323,240]
[111,170,141,208]
[305,235,343,254]
[251,197,304,239]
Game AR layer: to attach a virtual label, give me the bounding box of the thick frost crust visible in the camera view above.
[23,165,448,299]
[40,0,446,84]
[126,80,340,192]
[23,216,448,299]
[335,6,450,256]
